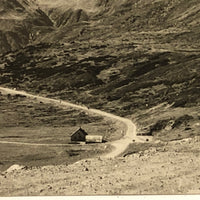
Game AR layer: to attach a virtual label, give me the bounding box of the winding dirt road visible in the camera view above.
[0,86,147,158]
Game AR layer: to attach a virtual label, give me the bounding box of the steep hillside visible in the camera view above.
[0,0,200,140]
[47,8,89,27]
[36,0,200,44]
[0,0,200,196]
[1,0,200,53]
[0,0,53,54]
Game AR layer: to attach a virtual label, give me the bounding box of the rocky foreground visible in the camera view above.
[1,137,200,196]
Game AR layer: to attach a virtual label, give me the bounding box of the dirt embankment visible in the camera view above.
[1,137,200,196]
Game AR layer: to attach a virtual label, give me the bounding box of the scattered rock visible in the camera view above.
[194,136,200,142]
[48,185,52,190]
[40,189,44,193]
[98,157,102,161]
[149,147,157,153]
[134,154,141,158]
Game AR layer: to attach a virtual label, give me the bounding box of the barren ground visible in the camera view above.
[1,137,200,196]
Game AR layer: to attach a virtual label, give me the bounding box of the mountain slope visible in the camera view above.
[34,0,200,48]
[0,0,53,54]
[0,0,200,142]
[1,0,200,53]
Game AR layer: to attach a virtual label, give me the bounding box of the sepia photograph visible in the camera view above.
[0,0,200,197]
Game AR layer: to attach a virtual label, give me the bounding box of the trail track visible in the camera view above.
[0,86,149,157]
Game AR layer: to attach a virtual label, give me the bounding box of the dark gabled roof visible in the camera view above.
[71,127,88,137]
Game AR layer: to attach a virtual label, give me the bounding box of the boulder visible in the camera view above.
[6,164,27,173]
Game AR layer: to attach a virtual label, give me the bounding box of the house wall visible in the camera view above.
[71,130,86,141]
[86,135,103,143]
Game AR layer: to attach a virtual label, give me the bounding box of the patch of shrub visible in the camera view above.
[172,115,194,128]
[150,119,170,133]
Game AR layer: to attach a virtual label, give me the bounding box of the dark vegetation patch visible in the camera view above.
[0,45,199,118]
[172,115,194,129]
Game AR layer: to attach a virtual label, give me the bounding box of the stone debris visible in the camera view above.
[85,167,89,171]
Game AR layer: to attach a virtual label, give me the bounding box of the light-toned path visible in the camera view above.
[0,86,147,157]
